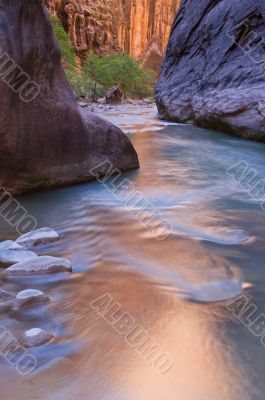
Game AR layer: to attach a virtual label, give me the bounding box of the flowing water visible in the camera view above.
[0,105,265,399]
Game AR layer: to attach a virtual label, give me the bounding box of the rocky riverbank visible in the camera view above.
[0,228,72,349]
[78,99,155,114]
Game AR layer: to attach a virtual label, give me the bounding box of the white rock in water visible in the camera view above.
[14,289,50,307]
[26,328,42,336]
[4,256,72,276]
[16,228,60,247]
[0,250,38,267]
[0,240,25,251]
[22,328,53,347]
[16,289,45,300]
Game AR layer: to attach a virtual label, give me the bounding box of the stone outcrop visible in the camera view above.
[0,241,25,251]
[4,256,72,275]
[0,250,37,267]
[21,328,53,347]
[156,0,265,141]
[14,290,50,309]
[0,0,139,195]
[16,228,60,247]
[46,0,180,71]
[106,85,124,104]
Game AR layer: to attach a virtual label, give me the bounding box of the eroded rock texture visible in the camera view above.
[46,0,180,71]
[0,0,139,195]
[156,0,265,141]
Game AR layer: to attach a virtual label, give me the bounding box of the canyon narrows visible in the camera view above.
[1,1,265,399]
[0,0,139,195]
[156,0,265,141]
[46,0,180,71]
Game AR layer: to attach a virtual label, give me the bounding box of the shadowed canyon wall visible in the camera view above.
[156,0,265,141]
[46,0,180,71]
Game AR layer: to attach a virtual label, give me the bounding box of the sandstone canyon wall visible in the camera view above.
[0,0,139,195]
[156,0,265,141]
[46,0,180,71]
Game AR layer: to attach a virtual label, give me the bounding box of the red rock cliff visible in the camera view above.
[46,0,180,71]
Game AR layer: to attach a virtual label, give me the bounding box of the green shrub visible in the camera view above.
[51,16,155,100]
[64,71,89,98]
[51,16,76,72]
[84,53,155,99]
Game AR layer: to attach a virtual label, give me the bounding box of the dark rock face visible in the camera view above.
[0,0,139,195]
[156,0,265,141]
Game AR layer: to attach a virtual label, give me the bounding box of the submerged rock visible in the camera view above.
[21,328,53,347]
[0,303,9,313]
[4,256,72,276]
[0,289,14,303]
[14,289,50,308]
[16,228,60,247]
[0,250,37,267]
[156,0,265,141]
[0,289,15,313]
[0,241,25,251]
[0,1,139,195]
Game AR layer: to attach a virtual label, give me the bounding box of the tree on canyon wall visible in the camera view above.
[51,16,155,100]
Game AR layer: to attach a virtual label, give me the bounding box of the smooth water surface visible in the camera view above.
[0,105,265,399]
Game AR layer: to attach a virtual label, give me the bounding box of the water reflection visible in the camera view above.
[0,105,265,399]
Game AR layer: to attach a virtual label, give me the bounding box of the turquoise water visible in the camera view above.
[0,105,265,399]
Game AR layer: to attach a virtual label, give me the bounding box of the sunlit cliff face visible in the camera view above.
[45,0,180,71]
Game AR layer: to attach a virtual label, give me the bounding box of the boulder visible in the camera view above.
[0,0,139,195]
[21,328,53,347]
[0,250,37,267]
[4,256,72,276]
[106,85,124,104]
[0,241,25,251]
[78,101,88,108]
[97,97,106,105]
[16,228,59,247]
[14,289,50,308]
[156,0,265,141]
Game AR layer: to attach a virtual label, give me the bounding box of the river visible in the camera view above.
[0,104,265,399]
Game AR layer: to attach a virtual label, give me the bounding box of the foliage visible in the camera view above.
[51,16,76,72]
[84,53,155,99]
[64,71,91,98]
[51,17,155,100]
[51,16,87,96]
